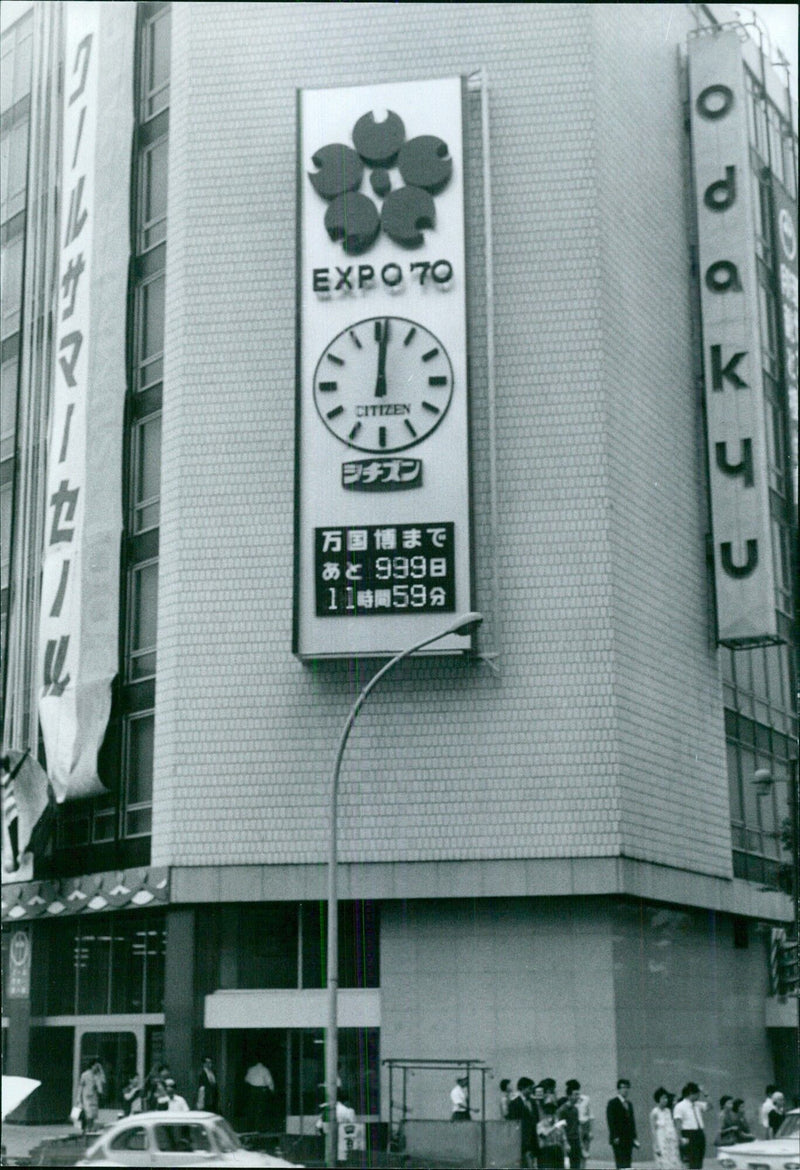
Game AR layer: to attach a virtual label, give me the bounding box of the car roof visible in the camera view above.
[111,1110,219,1123]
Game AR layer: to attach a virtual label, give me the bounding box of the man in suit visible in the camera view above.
[606,1078,639,1170]
[507,1077,538,1168]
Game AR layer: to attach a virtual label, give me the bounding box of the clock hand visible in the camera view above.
[374,318,389,397]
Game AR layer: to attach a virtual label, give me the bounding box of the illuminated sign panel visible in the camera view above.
[294,78,473,657]
[688,32,779,646]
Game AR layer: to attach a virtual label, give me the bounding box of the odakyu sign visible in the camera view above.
[38,2,135,797]
[688,31,779,646]
[294,77,474,658]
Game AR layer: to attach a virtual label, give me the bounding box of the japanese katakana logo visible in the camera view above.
[308,110,452,254]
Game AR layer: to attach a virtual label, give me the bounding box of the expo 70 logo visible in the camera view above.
[309,109,452,255]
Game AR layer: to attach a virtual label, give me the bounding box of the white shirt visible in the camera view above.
[450,1084,469,1113]
[578,1094,594,1124]
[245,1062,275,1090]
[166,1094,190,1112]
[673,1099,705,1131]
[759,1096,777,1135]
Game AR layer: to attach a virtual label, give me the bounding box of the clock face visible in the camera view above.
[312,316,454,453]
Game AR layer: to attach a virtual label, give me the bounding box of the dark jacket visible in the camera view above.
[508,1094,539,1154]
[607,1096,637,1149]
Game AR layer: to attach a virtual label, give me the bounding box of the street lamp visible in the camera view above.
[324,612,483,1168]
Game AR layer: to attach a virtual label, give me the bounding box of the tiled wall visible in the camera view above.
[380,896,776,1137]
[154,3,731,880]
[380,896,618,1121]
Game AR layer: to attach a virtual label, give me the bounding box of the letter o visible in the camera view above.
[705,260,741,293]
[696,84,734,120]
[381,263,403,287]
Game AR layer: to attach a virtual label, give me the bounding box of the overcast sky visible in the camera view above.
[748,3,799,101]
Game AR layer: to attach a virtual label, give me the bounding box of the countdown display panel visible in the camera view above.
[315,523,456,616]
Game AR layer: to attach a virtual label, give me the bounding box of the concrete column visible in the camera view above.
[163,907,196,1099]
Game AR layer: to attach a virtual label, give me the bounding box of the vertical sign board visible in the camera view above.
[772,181,798,488]
[38,2,135,798]
[295,78,474,658]
[689,32,778,645]
[7,929,32,998]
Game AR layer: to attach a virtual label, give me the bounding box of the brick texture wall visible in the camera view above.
[153,3,731,878]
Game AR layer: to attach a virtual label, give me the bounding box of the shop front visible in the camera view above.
[204,990,380,1134]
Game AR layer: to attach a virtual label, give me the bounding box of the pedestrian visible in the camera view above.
[576,1084,594,1162]
[606,1078,639,1170]
[76,1061,103,1135]
[315,1095,358,1165]
[650,1087,680,1169]
[499,1078,512,1119]
[143,1062,162,1111]
[537,1100,568,1169]
[766,1092,785,1137]
[508,1077,537,1168]
[673,1082,707,1169]
[715,1097,738,1148]
[163,1077,190,1112]
[540,1078,558,1107]
[122,1072,143,1116]
[731,1099,753,1143]
[244,1058,275,1132]
[450,1074,475,1121]
[559,1081,585,1170]
[196,1056,219,1112]
[758,1085,778,1139]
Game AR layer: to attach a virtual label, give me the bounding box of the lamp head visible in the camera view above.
[752,768,773,796]
[450,611,483,637]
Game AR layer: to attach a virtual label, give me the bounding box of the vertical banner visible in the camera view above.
[771,180,798,487]
[294,78,474,658]
[688,32,779,645]
[38,2,135,799]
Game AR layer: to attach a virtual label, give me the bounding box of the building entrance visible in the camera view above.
[75,1023,144,1124]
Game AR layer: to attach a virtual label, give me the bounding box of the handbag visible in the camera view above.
[70,1104,83,1130]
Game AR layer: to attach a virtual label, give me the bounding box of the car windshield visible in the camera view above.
[213,1118,242,1153]
[777,1112,800,1140]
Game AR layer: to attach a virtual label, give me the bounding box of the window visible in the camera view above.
[0,118,29,224]
[132,413,162,532]
[141,138,168,250]
[289,1028,379,1118]
[111,1127,148,1152]
[0,13,33,114]
[128,560,158,679]
[1,236,24,337]
[154,1124,211,1154]
[30,912,166,1016]
[767,104,784,185]
[136,275,165,392]
[142,7,171,120]
[1,354,17,461]
[1,482,12,591]
[301,901,379,989]
[745,71,768,160]
[124,713,154,837]
[238,905,298,989]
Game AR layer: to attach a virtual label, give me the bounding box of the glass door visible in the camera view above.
[76,1026,143,1125]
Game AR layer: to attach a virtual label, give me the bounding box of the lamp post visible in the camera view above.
[324,611,483,1168]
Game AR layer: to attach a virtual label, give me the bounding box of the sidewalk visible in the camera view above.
[2,1124,84,1162]
[2,1124,661,1168]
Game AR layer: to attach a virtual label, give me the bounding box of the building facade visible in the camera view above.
[1,0,797,1146]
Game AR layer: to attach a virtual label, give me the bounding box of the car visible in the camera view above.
[74,1111,303,1168]
[717,1109,800,1170]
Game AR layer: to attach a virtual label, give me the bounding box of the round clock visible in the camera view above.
[312,315,454,453]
